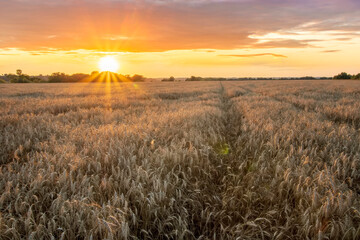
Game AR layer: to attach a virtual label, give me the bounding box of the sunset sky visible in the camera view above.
[0,0,360,77]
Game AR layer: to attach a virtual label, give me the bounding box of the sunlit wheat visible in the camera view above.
[0,80,359,239]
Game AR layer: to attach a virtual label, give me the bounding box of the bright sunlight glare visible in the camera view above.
[98,56,120,73]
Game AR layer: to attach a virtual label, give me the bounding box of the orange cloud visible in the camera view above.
[219,53,287,58]
[321,50,340,53]
[0,0,359,52]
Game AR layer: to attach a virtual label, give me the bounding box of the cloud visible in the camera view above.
[334,37,352,41]
[220,53,287,58]
[321,50,340,53]
[0,0,359,52]
[254,40,314,48]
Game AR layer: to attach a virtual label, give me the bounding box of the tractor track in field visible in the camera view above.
[219,83,243,155]
[188,83,244,238]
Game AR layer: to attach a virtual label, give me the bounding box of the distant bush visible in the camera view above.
[131,74,146,82]
[2,71,47,83]
[87,72,147,83]
[10,75,32,83]
[186,76,203,81]
[71,73,90,82]
[333,72,352,79]
[48,72,90,83]
[186,76,228,81]
[333,72,360,80]
[48,73,66,83]
[1,71,149,84]
[352,73,360,80]
[91,71,99,76]
[8,69,32,83]
[299,76,316,80]
[29,77,43,83]
[0,78,6,83]
[162,76,175,82]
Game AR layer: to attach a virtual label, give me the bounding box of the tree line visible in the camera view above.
[1,70,360,83]
[183,73,360,81]
[184,76,331,81]
[0,70,146,83]
[0,70,47,83]
[333,72,360,80]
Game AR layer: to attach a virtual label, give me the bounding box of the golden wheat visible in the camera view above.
[0,80,359,239]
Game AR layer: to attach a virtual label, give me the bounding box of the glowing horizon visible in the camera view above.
[98,56,120,73]
[1,0,360,77]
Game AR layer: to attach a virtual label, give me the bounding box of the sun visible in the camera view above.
[98,56,119,73]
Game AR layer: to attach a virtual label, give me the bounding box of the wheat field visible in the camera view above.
[0,80,360,239]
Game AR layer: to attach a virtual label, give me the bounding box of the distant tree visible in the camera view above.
[48,72,67,83]
[186,76,203,81]
[162,76,175,82]
[29,76,41,83]
[299,76,316,80]
[0,78,6,83]
[7,70,32,83]
[333,72,352,79]
[70,73,89,82]
[131,74,145,82]
[4,74,16,82]
[48,72,90,83]
[351,73,360,80]
[10,76,32,83]
[91,71,99,76]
